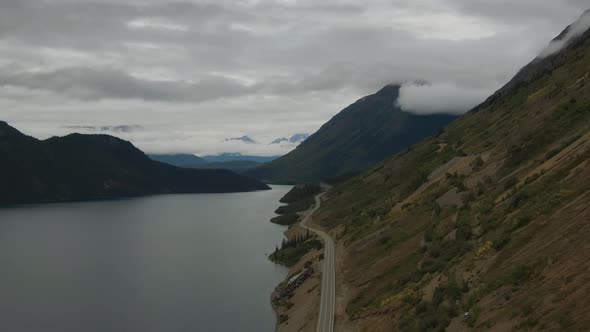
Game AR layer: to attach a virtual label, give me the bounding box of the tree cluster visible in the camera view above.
[276,229,312,251]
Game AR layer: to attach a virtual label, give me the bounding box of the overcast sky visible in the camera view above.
[0,0,588,155]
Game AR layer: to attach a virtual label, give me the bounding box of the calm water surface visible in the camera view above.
[0,185,291,332]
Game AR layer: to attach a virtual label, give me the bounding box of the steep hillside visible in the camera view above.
[0,122,269,205]
[313,16,590,331]
[245,85,457,183]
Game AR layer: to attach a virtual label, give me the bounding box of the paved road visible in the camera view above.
[300,193,335,332]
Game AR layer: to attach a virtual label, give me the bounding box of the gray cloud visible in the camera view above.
[397,82,491,114]
[0,67,254,102]
[447,0,587,23]
[0,0,588,154]
[539,9,590,57]
[63,124,143,133]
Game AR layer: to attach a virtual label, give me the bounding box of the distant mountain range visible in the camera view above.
[270,133,310,145]
[223,133,310,150]
[149,152,281,172]
[202,153,280,163]
[148,153,207,167]
[0,121,269,205]
[245,85,458,183]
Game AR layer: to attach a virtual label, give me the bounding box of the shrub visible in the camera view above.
[504,176,518,190]
[509,191,529,210]
[508,265,532,286]
[279,184,321,203]
[275,197,315,214]
[471,156,484,171]
[278,314,289,324]
[493,232,512,250]
[270,213,299,225]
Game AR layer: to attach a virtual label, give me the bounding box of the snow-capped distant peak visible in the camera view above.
[225,136,256,144]
[270,133,309,145]
[270,137,289,144]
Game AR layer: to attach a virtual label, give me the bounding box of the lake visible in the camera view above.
[0,185,291,332]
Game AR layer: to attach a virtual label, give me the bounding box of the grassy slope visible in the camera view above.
[315,28,590,330]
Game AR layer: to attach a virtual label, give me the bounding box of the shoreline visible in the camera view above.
[270,222,322,332]
[267,184,329,332]
[269,206,323,332]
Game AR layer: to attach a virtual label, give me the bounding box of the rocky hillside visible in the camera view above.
[245,85,457,183]
[0,122,269,205]
[313,14,590,331]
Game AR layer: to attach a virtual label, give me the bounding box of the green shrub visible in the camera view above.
[270,213,299,225]
[508,265,532,286]
[471,156,484,171]
[270,239,323,267]
[493,233,512,250]
[504,176,518,190]
[280,184,321,203]
[275,197,315,214]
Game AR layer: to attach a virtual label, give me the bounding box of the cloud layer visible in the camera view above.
[539,9,590,57]
[0,0,588,155]
[398,83,491,114]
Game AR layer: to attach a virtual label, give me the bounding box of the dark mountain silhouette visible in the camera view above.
[149,154,207,167]
[0,121,269,205]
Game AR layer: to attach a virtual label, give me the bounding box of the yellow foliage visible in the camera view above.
[379,287,418,307]
[476,241,494,257]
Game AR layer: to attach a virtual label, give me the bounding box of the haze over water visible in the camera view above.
[0,185,291,332]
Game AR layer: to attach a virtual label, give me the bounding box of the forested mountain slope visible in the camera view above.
[0,122,269,205]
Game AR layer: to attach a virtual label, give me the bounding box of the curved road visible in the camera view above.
[300,193,335,332]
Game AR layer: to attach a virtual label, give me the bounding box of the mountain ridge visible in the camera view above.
[0,122,269,205]
[309,15,590,331]
[270,133,309,145]
[245,85,458,183]
[149,153,207,167]
[148,153,269,172]
[474,11,590,113]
